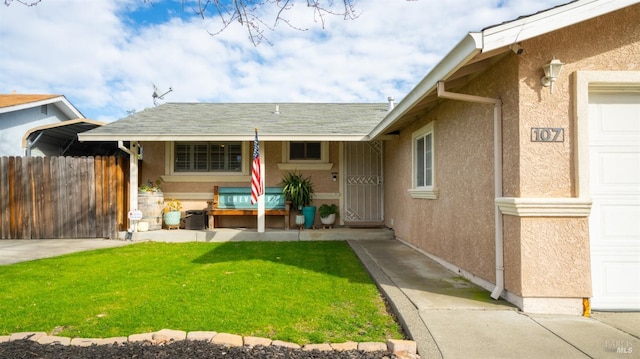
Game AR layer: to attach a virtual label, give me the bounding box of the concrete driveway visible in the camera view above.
[0,239,132,266]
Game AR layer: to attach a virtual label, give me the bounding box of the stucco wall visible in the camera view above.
[517,4,640,198]
[519,217,591,296]
[385,60,515,284]
[386,4,639,304]
[502,216,522,295]
[509,4,639,298]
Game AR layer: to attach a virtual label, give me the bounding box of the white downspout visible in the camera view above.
[436,82,504,299]
[119,141,139,230]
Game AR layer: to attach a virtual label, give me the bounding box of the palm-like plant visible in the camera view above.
[280,171,315,211]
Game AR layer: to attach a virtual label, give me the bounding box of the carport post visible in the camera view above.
[119,141,139,231]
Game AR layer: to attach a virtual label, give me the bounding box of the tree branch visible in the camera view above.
[6,0,359,46]
[190,0,358,46]
[4,0,42,6]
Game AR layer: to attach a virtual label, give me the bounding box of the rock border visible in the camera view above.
[1,330,418,357]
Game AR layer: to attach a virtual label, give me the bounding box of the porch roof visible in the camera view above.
[78,102,389,142]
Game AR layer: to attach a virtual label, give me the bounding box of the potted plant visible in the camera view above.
[319,203,339,226]
[163,199,182,229]
[139,179,162,193]
[280,170,315,229]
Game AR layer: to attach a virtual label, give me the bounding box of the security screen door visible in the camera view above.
[344,141,384,225]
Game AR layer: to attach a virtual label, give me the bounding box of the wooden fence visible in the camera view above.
[0,156,129,239]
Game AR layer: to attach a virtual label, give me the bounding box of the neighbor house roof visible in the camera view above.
[0,94,85,119]
[369,0,637,138]
[78,102,390,142]
[0,94,59,108]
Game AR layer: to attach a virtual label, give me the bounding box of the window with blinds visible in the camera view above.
[175,142,242,172]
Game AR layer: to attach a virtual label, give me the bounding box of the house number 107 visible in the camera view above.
[531,127,564,142]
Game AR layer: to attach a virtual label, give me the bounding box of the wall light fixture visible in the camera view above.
[540,58,564,94]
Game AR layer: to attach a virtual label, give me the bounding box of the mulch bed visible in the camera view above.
[0,340,400,359]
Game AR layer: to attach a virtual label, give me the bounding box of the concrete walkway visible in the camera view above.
[349,240,640,358]
[1,237,638,358]
[0,227,393,266]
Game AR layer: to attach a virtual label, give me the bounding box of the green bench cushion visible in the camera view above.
[217,187,285,210]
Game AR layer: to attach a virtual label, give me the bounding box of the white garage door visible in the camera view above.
[589,92,640,310]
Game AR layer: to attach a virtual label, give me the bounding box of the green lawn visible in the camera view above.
[0,241,402,344]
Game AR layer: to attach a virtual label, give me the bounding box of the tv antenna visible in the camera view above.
[152,83,173,106]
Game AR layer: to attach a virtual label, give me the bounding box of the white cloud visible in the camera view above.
[0,0,570,122]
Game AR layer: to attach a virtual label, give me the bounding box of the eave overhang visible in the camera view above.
[369,0,637,139]
[368,33,483,139]
[0,95,84,120]
[78,134,372,142]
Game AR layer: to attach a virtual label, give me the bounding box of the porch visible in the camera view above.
[126,226,395,243]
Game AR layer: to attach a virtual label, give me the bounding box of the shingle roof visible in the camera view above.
[0,94,60,108]
[79,102,390,141]
[0,94,85,120]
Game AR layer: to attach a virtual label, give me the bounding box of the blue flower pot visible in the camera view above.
[163,211,181,227]
[301,206,316,229]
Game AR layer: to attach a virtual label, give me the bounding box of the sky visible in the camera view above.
[0,0,571,122]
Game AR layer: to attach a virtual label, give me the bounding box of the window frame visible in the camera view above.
[163,141,250,182]
[283,141,328,163]
[409,121,439,199]
[173,141,243,173]
[277,141,333,170]
[288,141,322,161]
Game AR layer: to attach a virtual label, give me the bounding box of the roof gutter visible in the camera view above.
[436,82,504,300]
[78,134,373,142]
[369,32,483,139]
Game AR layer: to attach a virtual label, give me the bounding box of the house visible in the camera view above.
[78,102,391,230]
[369,0,639,314]
[78,0,640,315]
[0,93,111,156]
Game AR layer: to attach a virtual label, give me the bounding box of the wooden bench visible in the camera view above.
[207,186,290,230]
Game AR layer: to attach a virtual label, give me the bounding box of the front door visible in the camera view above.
[344,141,384,225]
